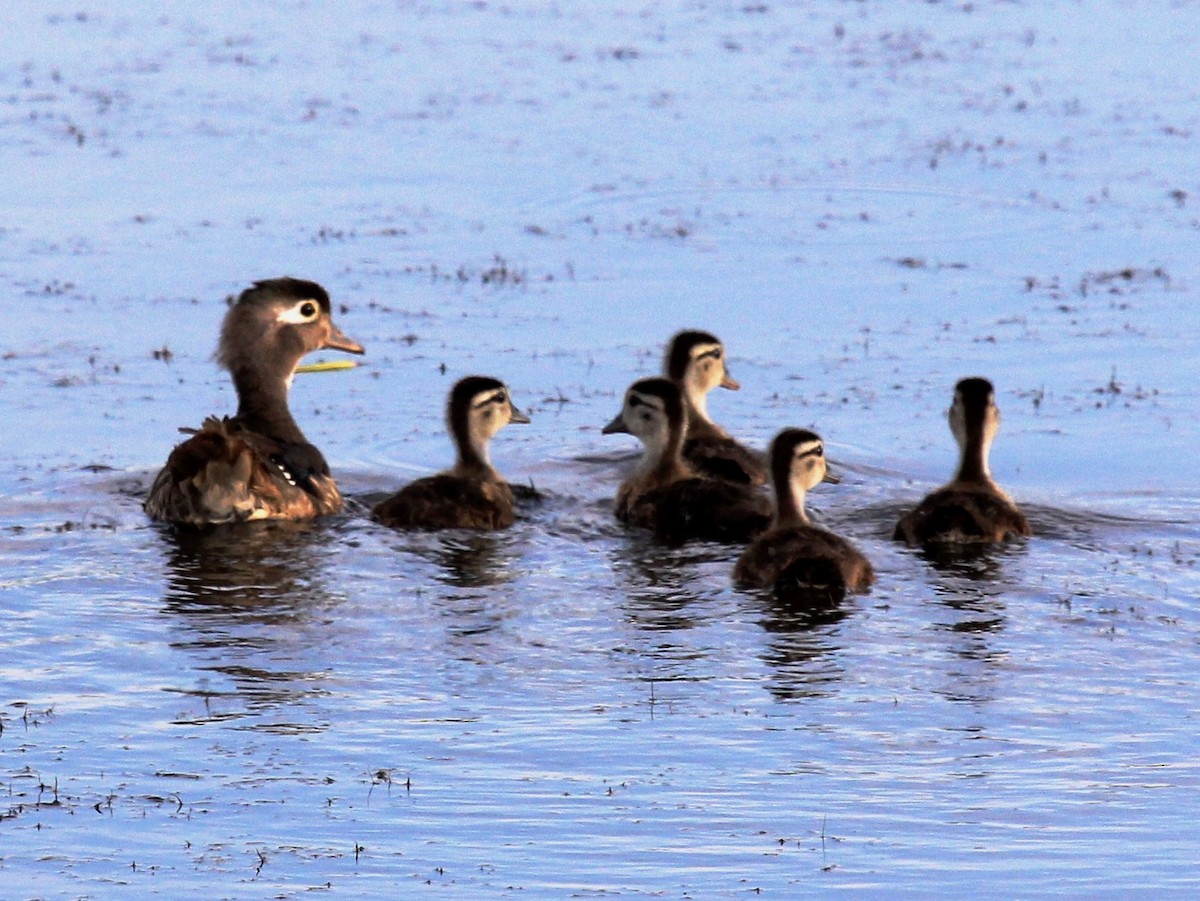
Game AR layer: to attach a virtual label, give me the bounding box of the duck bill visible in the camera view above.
[509,405,532,425]
[821,466,841,485]
[601,412,629,435]
[720,372,741,390]
[324,323,365,355]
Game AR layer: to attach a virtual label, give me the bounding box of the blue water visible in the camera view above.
[2,1,1198,898]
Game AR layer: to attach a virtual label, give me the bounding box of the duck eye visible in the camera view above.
[300,301,317,318]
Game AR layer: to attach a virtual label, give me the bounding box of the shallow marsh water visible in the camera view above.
[2,1,1199,898]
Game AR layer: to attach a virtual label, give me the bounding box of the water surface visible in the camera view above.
[2,1,1198,898]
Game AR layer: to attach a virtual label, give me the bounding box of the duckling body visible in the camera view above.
[735,429,874,593]
[664,330,767,485]
[604,376,771,545]
[145,278,364,526]
[372,376,529,530]
[894,377,1030,547]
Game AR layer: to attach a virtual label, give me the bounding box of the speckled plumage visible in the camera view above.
[144,277,363,526]
[145,416,344,525]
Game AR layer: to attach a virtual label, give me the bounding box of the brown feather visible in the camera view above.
[371,375,528,532]
[620,476,771,546]
[894,377,1030,549]
[145,417,342,525]
[608,376,769,545]
[894,486,1030,547]
[371,474,516,530]
[144,278,361,526]
[734,427,873,596]
[735,524,875,592]
[682,431,768,485]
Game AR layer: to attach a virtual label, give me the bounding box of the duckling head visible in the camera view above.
[663,330,738,423]
[771,428,829,490]
[947,376,999,479]
[602,376,687,461]
[217,277,364,385]
[768,428,832,524]
[448,375,529,469]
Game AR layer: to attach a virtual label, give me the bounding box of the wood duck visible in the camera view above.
[371,375,530,530]
[602,376,771,545]
[144,277,364,526]
[894,377,1031,547]
[734,428,874,594]
[663,329,767,485]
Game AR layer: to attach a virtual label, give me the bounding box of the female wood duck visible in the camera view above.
[894,377,1031,547]
[734,428,875,594]
[371,375,530,530]
[144,277,364,526]
[663,329,767,485]
[602,376,771,545]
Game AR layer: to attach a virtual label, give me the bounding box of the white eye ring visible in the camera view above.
[277,299,320,324]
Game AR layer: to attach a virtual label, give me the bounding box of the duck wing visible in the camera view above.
[894,487,1030,546]
[145,417,342,525]
[372,474,516,530]
[631,477,771,545]
[682,434,768,485]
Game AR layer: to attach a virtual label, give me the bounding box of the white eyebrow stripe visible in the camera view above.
[276,300,319,325]
[628,392,665,412]
[473,390,507,409]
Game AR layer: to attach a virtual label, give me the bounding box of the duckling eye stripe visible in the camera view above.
[473,391,507,409]
[277,301,320,324]
[693,345,722,361]
[796,443,824,459]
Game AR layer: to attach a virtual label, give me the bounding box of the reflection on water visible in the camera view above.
[608,532,852,699]
[610,536,724,633]
[159,519,344,611]
[924,543,1015,639]
[921,549,1016,706]
[154,520,350,732]
[427,532,517,589]
[755,590,849,702]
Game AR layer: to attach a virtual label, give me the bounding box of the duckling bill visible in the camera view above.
[144,277,364,526]
[894,377,1031,547]
[603,376,771,545]
[371,375,529,530]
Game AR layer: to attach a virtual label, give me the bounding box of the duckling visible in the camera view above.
[371,376,530,530]
[602,376,771,545]
[894,377,1031,547]
[735,428,875,594]
[145,277,364,526]
[663,329,767,485]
